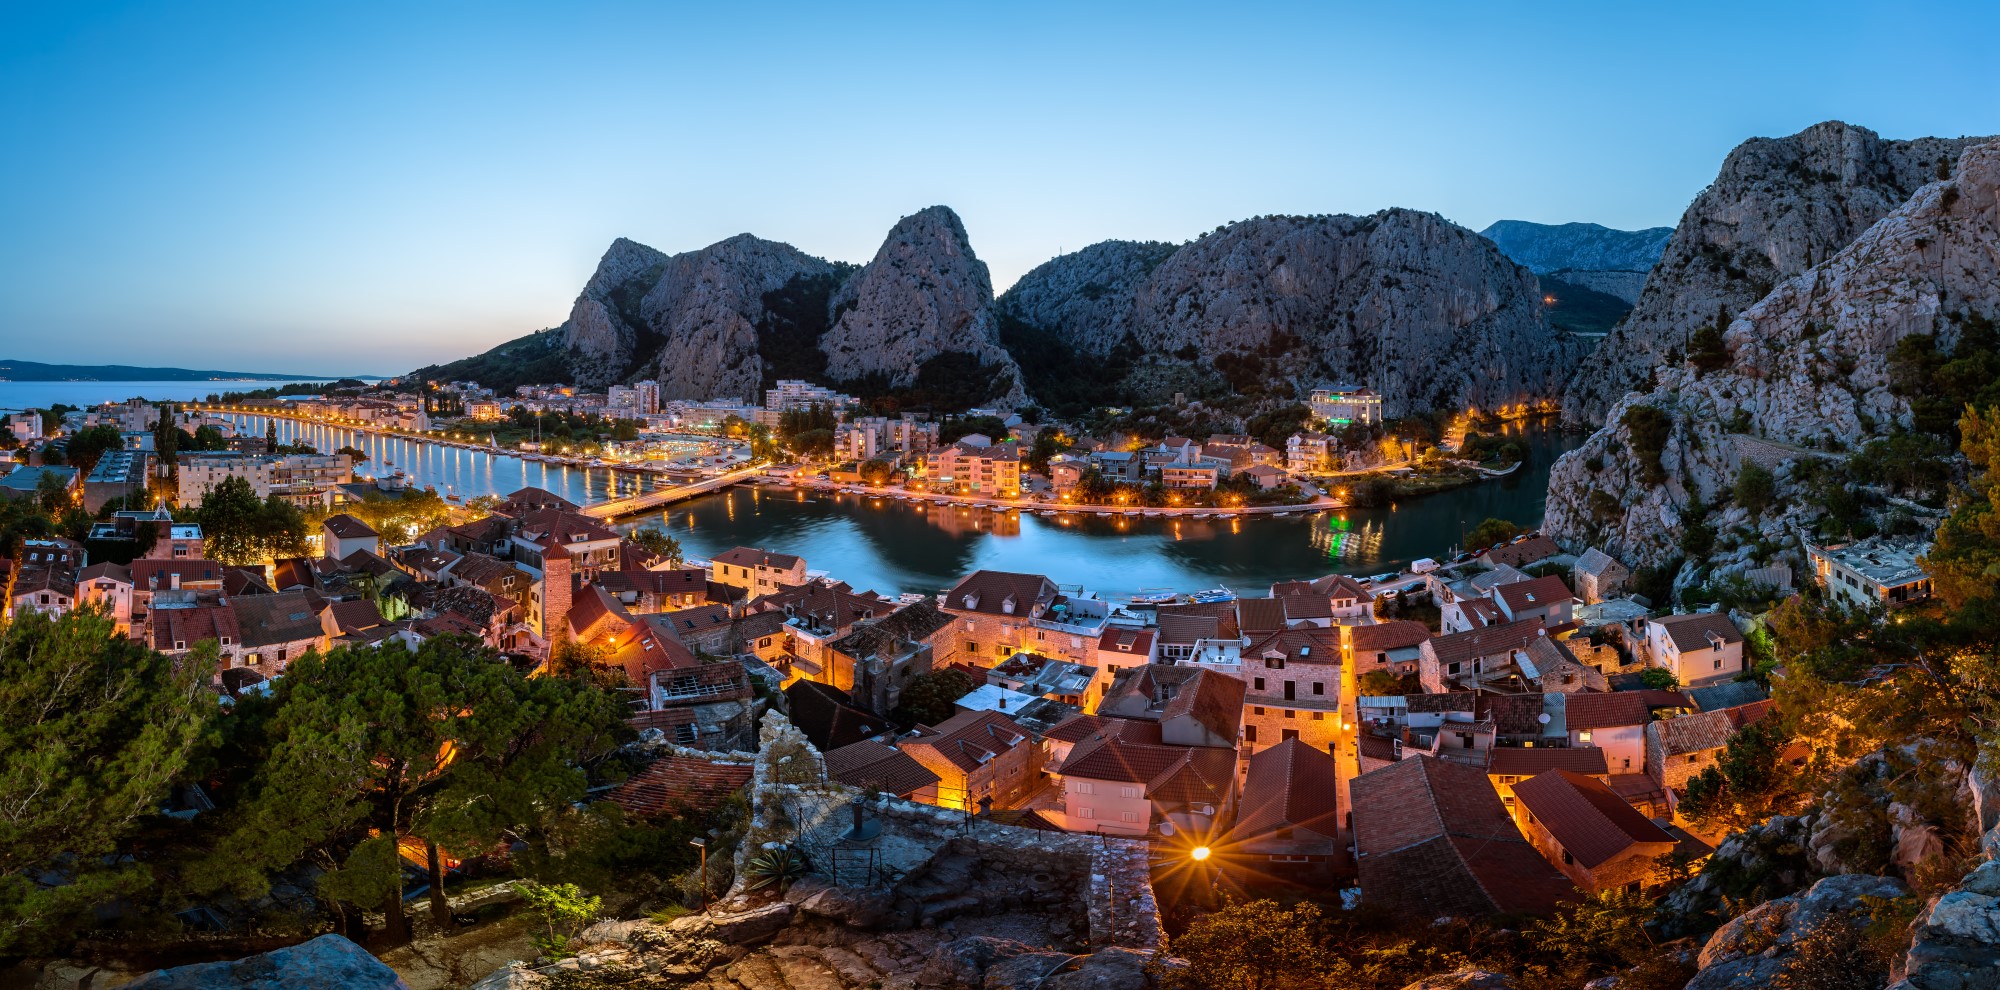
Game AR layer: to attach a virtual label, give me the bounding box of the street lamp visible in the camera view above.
[689,837,708,911]
[1189,845,1211,862]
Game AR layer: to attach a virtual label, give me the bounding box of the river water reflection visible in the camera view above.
[227,413,1577,599]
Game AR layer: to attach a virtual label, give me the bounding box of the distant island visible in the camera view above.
[0,359,381,382]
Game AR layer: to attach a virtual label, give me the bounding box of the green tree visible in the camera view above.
[206,638,630,942]
[513,881,602,959]
[629,527,684,566]
[1927,406,2000,609]
[1160,900,1333,990]
[1640,666,1681,690]
[1735,462,1776,515]
[62,424,124,479]
[891,668,976,727]
[1525,887,1657,971]
[336,445,369,465]
[0,610,219,953]
[858,458,896,485]
[1622,404,1673,485]
[194,475,308,565]
[33,470,71,514]
[1464,517,1522,551]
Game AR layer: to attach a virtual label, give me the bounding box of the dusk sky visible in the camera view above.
[3,1,1996,375]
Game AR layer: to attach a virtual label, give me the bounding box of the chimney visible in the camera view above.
[998,694,1007,710]
[169,573,180,590]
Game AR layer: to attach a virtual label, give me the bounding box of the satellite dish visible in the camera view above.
[1198,805,1216,817]
[1537,713,1552,724]
[1159,821,1177,837]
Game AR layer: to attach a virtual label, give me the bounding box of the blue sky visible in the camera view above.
[2,1,1996,375]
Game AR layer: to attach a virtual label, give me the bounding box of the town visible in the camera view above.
[0,372,1950,990]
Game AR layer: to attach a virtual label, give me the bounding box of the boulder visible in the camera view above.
[1900,858,2000,990]
[666,901,794,946]
[917,936,1036,989]
[1043,948,1160,990]
[118,934,410,990]
[1689,873,1909,990]
[795,883,898,930]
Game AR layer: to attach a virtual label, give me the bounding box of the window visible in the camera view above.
[1283,680,1295,700]
[174,641,186,651]
[1714,657,1724,669]
[1252,706,1265,715]
[966,641,980,654]
[1284,709,1296,719]
[1312,682,1324,695]
[1244,725,1259,743]
[220,637,231,646]
[1578,729,1593,742]
[1073,781,1095,795]
[1448,661,1462,675]
[1282,729,1299,742]
[1254,677,1265,690]
[1076,807,1095,819]
[1120,811,1139,823]
[1313,712,1324,720]
[1120,786,1140,798]
[1562,849,1574,865]
[759,637,771,647]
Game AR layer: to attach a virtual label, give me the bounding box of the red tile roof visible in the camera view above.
[1481,536,1563,568]
[1425,619,1548,668]
[604,756,751,818]
[942,569,1058,618]
[321,514,378,539]
[1512,769,1676,868]
[1561,692,1657,730]
[1350,620,1432,652]
[1058,718,1237,808]
[1349,756,1574,917]
[1651,612,1745,652]
[823,741,942,797]
[1487,747,1610,777]
[904,709,1032,774]
[1096,627,1156,656]
[713,546,803,570]
[1235,738,1342,841]
[1495,575,1573,614]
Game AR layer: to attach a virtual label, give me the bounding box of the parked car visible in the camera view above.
[1411,558,1440,574]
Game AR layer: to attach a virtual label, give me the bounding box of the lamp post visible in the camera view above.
[689,837,708,911]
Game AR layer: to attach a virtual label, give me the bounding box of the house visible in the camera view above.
[11,558,78,619]
[229,589,331,675]
[1644,613,1746,686]
[1805,537,1933,610]
[647,603,736,656]
[1238,628,1342,757]
[1355,692,1492,772]
[82,450,148,513]
[1097,665,1247,748]
[1286,433,1333,474]
[1560,692,1664,774]
[321,514,380,560]
[1493,575,1575,626]
[594,564,709,614]
[1309,383,1382,427]
[823,599,956,716]
[922,438,1022,496]
[1229,738,1344,878]
[709,546,807,598]
[1241,464,1286,490]
[1348,756,1573,918]
[784,679,888,752]
[1512,770,1678,894]
[1645,702,1774,796]
[1054,717,1239,838]
[640,663,757,751]
[1093,627,1156,688]
[0,464,80,505]
[1348,620,1431,674]
[152,602,244,667]
[1486,746,1609,819]
[823,740,942,802]
[940,569,1108,667]
[1479,535,1563,570]
[986,652,1097,708]
[1573,548,1631,604]
[1417,618,1552,693]
[747,580,893,687]
[76,562,134,634]
[900,709,1042,811]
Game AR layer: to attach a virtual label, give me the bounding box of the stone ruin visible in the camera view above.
[475,711,1169,990]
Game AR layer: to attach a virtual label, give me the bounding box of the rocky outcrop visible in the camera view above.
[1479,221,1671,275]
[562,238,670,387]
[558,234,839,395]
[634,236,841,400]
[1398,970,1515,990]
[999,211,1580,418]
[119,934,411,990]
[995,240,1179,356]
[819,206,1025,404]
[1563,121,1990,426]
[1545,135,2000,569]
[1541,268,1649,306]
[1897,857,2000,990]
[1687,873,1910,990]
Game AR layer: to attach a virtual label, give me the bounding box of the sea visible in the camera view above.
[0,380,334,413]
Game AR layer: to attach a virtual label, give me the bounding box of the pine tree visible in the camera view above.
[0,610,218,953]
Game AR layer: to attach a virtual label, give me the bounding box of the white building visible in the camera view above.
[178,451,353,508]
[1309,383,1382,427]
[1644,613,1746,687]
[1805,538,1933,611]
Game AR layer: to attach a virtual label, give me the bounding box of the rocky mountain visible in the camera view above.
[561,235,840,398]
[1478,220,1672,276]
[1544,136,2000,571]
[998,210,1583,418]
[818,206,1026,404]
[1562,121,1990,426]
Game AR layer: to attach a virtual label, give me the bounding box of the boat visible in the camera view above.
[1142,510,1163,518]
[1129,589,1181,606]
[1189,588,1237,604]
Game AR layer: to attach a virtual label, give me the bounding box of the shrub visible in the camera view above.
[514,881,602,960]
[1735,462,1776,515]
[1621,405,1673,485]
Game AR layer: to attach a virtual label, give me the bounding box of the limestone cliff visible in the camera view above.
[994,240,1179,356]
[561,237,669,387]
[1544,137,2000,569]
[818,206,1025,404]
[998,211,1581,418]
[1563,121,1989,426]
[558,235,839,397]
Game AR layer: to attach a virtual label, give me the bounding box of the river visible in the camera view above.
[215,411,1576,598]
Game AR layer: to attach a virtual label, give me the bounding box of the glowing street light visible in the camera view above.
[1190,845,1211,862]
